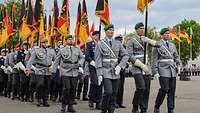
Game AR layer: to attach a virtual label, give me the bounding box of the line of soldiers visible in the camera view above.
[0,22,181,113]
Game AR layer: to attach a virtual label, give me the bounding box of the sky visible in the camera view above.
[1,0,200,36]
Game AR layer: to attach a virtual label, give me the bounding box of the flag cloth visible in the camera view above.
[180,31,191,44]
[74,1,81,45]
[169,31,182,42]
[39,15,45,38]
[79,0,89,43]
[137,0,153,13]
[58,0,70,36]
[95,0,110,25]
[19,18,32,40]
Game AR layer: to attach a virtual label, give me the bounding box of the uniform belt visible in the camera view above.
[134,54,144,58]
[36,63,51,67]
[158,59,174,62]
[63,61,78,64]
[103,59,118,62]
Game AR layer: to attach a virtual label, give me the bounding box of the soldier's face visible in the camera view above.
[105,28,114,38]
[136,27,145,36]
[67,38,74,45]
[41,42,47,47]
[92,34,99,41]
[162,31,170,40]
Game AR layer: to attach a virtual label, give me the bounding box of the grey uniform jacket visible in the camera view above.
[52,45,84,77]
[27,47,56,75]
[152,39,181,77]
[9,51,18,73]
[127,34,157,75]
[95,37,129,79]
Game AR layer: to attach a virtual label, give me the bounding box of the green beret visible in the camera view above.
[135,22,144,29]
[104,24,114,31]
[64,35,73,40]
[33,38,38,43]
[40,38,48,43]
[160,28,169,35]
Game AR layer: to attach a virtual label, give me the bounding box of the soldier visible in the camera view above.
[95,24,129,113]
[114,35,127,108]
[0,49,8,96]
[5,49,12,98]
[126,22,161,113]
[85,31,102,109]
[10,45,21,100]
[152,28,181,113]
[51,35,84,112]
[26,38,56,107]
[25,38,39,102]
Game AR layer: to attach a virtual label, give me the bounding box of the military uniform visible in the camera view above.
[127,32,160,113]
[52,45,84,112]
[0,55,6,95]
[27,46,56,106]
[152,39,181,113]
[95,37,129,113]
[5,53,12,97]
[85,40,103,109]
[9,51,20,100]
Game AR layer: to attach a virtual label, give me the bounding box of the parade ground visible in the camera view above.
[0,77,200,113]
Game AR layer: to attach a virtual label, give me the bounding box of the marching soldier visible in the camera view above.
[95,24,129,113]
[85,31,102,109]
[5,49,12,98]
[152,28,181,113]
[51,35,84,112]
[126,22,161,113]
[26,38,56,107]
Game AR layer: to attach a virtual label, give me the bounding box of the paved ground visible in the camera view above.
[0,76,200,113]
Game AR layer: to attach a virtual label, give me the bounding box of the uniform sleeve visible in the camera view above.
[4,55,9,67]
[52,50,61,73]
[26,51,36,70]
[118,43,129,69]
[9,53,15,67]
[152,48,159,75]
[173,44,181,66]
[25,51,31,66]
[95,42,103,76]
[78,50,85,67]
[126,39,137,64]
[85,42,93,63]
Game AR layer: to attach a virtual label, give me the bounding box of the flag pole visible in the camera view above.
[144,1,149,64]
[178,25,181,59]
[98,19,102,39]
[190,26,193,60]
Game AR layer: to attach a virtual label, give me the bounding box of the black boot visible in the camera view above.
[101,109,107,113]
[154,107,160,113]
[37,99,42,107]
[61,104,66,113]
[132,105,139,113]
[168,109,174,113]
[68,105,76,112]
[43,101,50,107]
[88,100,94,108]
[96,102,101,110]
[82,95,89,101]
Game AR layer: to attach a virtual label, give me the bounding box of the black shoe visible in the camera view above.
[132,105,139,113]
[75,95,80,100]
[37,101,42,107]
[95,102,101,110]
[168,109,174,113]
[61,104,66,113]
[82,96,89,101]
[108,109,114,113]
[72,99,78,105]
[118,104,126,108]
[115,103,119,108]
[68,105,76,112]
[154,107,160,113]
[88,101,94,108]
[43,101,50,107]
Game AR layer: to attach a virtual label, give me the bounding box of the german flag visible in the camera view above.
[79,0,89,43]
[137,0,153,13]
[95,0,110,25]
[58,0,70,36]
[180,30,191,44]
[74,1,81,45]
[169,31,182,42]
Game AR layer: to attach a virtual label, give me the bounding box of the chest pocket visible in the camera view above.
[36,49,46,60]
[112,44,120,58]
[61,48,72,63]
[157,46,172,58]
[71,49,79,63]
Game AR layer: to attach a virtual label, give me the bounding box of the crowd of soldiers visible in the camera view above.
[0,22,182,113]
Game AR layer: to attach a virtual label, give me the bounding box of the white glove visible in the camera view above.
[98,75,103,86]
[7,66,13,73]
[90,60,96,67]
[154,73,160,80]
[1,65,6,70]
[16,62,26,71]
[178,66,181,74]
[79,67,84,74]
[58,66,60,69]
[134,59,151,75]
[115,65,121,75]
[31,65,36,71]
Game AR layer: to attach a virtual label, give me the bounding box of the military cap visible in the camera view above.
[92,31,100,36]
[64,35,73,40]
[1,48,8,53]
[104,24,114,31]
[40,38,48,43]
[160,28,169,35]
[135,22,144,29]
